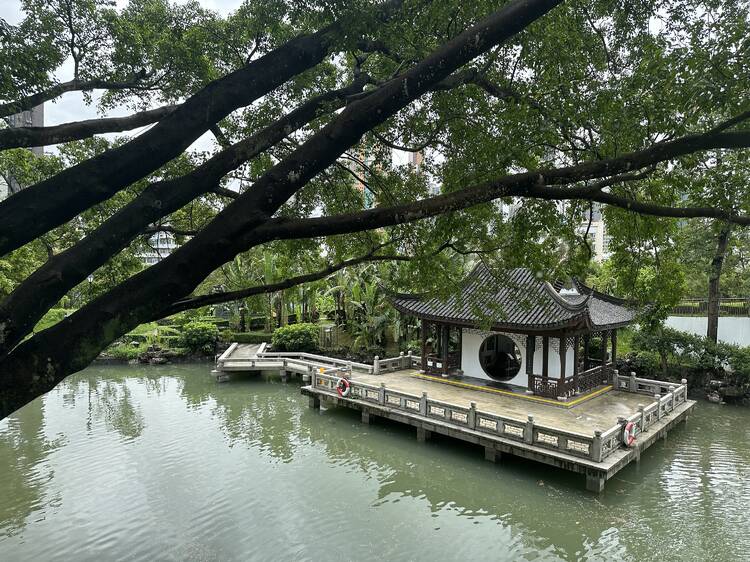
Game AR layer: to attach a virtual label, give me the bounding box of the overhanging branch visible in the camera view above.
[0,105,177,150]
[165,252,410,315]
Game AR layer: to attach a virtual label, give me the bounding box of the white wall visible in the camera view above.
[460,329,575,388]
[665,316,750,347]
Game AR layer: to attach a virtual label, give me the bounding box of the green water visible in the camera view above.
[0,364,748,561]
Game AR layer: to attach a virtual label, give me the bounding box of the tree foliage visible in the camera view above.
[0,0,749,417]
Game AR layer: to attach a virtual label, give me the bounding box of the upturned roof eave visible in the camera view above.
[392,300,593,333]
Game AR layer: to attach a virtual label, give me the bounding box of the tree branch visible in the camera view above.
[0,75,151,118]
[142,225,198,237]
[0,1,406,256]
[165,250,410,315]
[0,0,569,418]
[0,79,369,357]
[248,128,750,246]
[0,105,177,150]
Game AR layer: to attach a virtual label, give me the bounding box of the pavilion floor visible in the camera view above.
[346,369,650,435]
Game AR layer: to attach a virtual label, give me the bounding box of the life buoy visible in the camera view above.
[336,377,351,398]
[623,421,636,447]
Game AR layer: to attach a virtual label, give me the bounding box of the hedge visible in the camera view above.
[272,323,319,352]
[226,331,273,344]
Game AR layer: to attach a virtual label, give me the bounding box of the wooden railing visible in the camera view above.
[529,375,562,399]
[424,351,460,375]
[529,364,612,399]
[576,364,612,394]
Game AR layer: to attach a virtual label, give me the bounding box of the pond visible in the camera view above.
[1,363,748,561]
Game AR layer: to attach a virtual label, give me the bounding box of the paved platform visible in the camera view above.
[349,369,649,435]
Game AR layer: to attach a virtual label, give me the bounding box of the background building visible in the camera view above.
[577,204,610,262]
[138,231,178,266]
[1,104,45,200]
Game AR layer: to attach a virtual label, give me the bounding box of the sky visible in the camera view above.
[0,0,244,136]
[1,0,416,165]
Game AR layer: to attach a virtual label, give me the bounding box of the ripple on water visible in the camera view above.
[1,367,750,562]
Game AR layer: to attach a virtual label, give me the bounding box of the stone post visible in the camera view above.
[416,427,431,442]
[484,446,497,463]
[617,416,627,445]
[524,415,534,444]
[592,430,603,462]
[379,383,386,405]
[400,351,405,369]
[630,371,637,392]
[638,404,646,432]
[654,393,662,420]
[668,386,676,412]
[407,349,413,369]
[586,470,606,493]
[373,356,380,375]
[420,392,428,415]
[612,369,619,390]
[468,402,477,430]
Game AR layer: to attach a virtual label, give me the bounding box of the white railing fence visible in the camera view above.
[311,370,690,463]
[312,372,598,461]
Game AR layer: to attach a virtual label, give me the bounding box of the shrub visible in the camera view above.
[179,321,219,354]
[627,325,750,385]
[272,323,319,352]
[106,343,145,361]
[226,331,273,344]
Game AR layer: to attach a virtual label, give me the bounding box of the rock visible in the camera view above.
[130,340,140,348]
[149,356,169,365]
[706,391,723,404]
[722,386,745,398]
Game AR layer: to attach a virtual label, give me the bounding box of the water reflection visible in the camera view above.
[0,400,62,538]
[0,364,747,561]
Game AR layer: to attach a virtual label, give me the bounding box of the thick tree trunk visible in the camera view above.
[0,0,564,419]
[707,223,732,343]
[0,80,367,358]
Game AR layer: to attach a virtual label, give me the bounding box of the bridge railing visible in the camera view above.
[373,350,416,374]
[255,351,374,373]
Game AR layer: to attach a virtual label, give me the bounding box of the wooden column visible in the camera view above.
[421,319,428,371]
[441,324,449,374]
[600,330,608,366]
[457,328,463,369]
[558,335,567,397]
[583,334,590,371]
[542,336,549,379]
[526,335,536,389]
[573,335,580,393]
[610,330,618,364]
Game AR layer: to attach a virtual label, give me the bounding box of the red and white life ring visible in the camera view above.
[336,377,351,398]
[622,421,637,447]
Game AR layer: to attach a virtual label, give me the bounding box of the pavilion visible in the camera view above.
[392,265,636,399]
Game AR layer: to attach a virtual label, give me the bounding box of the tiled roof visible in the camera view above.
[392,265,636,332]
